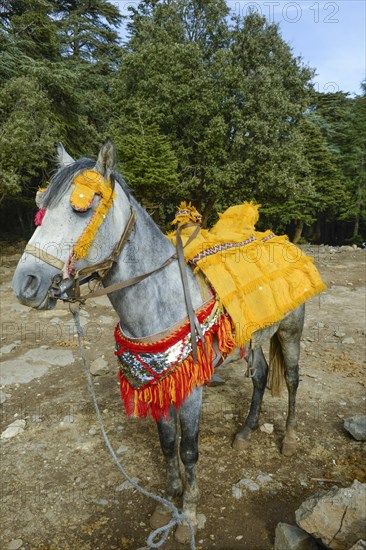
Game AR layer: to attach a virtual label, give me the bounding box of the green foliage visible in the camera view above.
[0,76,60,201]
[0,0,120,202]
[0,0,364,242]
[111,121,179,217]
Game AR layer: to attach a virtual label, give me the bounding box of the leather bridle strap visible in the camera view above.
[24,244,66,271]
[81,221,201,301]
[175,223,204,364]
[73,207,137,288]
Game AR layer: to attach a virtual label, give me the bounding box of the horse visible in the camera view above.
[12,140,305,544]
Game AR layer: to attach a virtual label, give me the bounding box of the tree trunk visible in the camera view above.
[292,219,304,244]
[201,195,216,228]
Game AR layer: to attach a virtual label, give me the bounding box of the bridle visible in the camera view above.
[24,205,138,303]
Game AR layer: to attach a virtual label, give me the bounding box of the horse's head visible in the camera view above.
[12,140,131,309]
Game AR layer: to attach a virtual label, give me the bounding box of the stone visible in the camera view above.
[334,332,346,338]
[274,523,318,550]
[0,389,9,404]
[197,513,206,530]
[1,420,26,440]
[90,356,109,376]
[342,337,355,345]
[296,480,366,550]
[257,474,273,485]
[344,416,366,441]
[115,477,139,492]
[232,478,260,499]
[8,539,23,550]
[349,541,366,550]
[0,348,74,385]
[63,415,75,424]
[0,343,17,354]
[88,428,97,436]
[260,423,274,434]
[116,445,129,454]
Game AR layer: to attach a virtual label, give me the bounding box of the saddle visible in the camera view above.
[168,202,326,345]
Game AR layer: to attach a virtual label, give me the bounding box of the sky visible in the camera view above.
[117,0,365,96]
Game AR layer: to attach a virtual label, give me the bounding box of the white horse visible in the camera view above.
[13,141,305,543]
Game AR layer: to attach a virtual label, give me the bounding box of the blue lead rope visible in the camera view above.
[70,304,196,550]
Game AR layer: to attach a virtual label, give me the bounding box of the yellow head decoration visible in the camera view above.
[66,169,116,275]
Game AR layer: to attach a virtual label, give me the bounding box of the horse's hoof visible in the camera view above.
[232,435,250,451]
[150,506,172,529]
[281,438,297,457]
[175,521,197,544]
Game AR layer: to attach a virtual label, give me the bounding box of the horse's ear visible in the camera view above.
[96,139,116,182]
[57,143,75,168]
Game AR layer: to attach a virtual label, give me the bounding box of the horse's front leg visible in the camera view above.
[150,406,182,529]
[175,386,202,544]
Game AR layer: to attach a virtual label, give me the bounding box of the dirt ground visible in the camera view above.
[1,244,365,550]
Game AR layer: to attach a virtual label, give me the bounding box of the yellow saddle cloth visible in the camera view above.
[168,202,326,345]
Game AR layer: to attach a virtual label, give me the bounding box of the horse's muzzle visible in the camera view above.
[12,254,61,309]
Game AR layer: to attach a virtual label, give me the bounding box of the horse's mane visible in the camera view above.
[42,158,131,208]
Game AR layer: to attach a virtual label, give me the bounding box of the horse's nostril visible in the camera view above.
[23,275,41,298]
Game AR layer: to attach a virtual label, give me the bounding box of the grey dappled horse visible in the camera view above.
[12,141,304,543]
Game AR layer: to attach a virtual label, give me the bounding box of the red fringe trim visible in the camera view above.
[116,310,236,422]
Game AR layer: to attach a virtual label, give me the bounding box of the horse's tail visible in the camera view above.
[269,332,285,397]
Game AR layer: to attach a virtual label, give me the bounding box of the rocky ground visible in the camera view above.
[0,243,365,550]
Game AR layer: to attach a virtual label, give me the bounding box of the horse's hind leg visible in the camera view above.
[175,386,202,544]
[150,406,182,529]
[277,305,305,457]
[233,347,268,450]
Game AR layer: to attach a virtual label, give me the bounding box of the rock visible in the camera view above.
[0,389,9,404]
[116,445,129,454]
[257,474,273,485]
[197,513,206,530]
[260,423,274,434]
[0,343,17,354]
[342,337,355,345]
[349,541,366,550]
[232,478,260,499]
[274,523,318,550]
[63,415,75,424]
[88,428,97,436]
[90,356,109,376]
[8,539,23,550]
[344,416,366,441]
[115,477,139,492]
[0,348,74,385]
[296,480,366,549]
[1,420,26,440]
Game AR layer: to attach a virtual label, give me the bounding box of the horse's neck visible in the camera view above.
[105,198,204,338]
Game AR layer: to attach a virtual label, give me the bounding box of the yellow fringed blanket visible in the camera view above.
[168,202,326,345]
